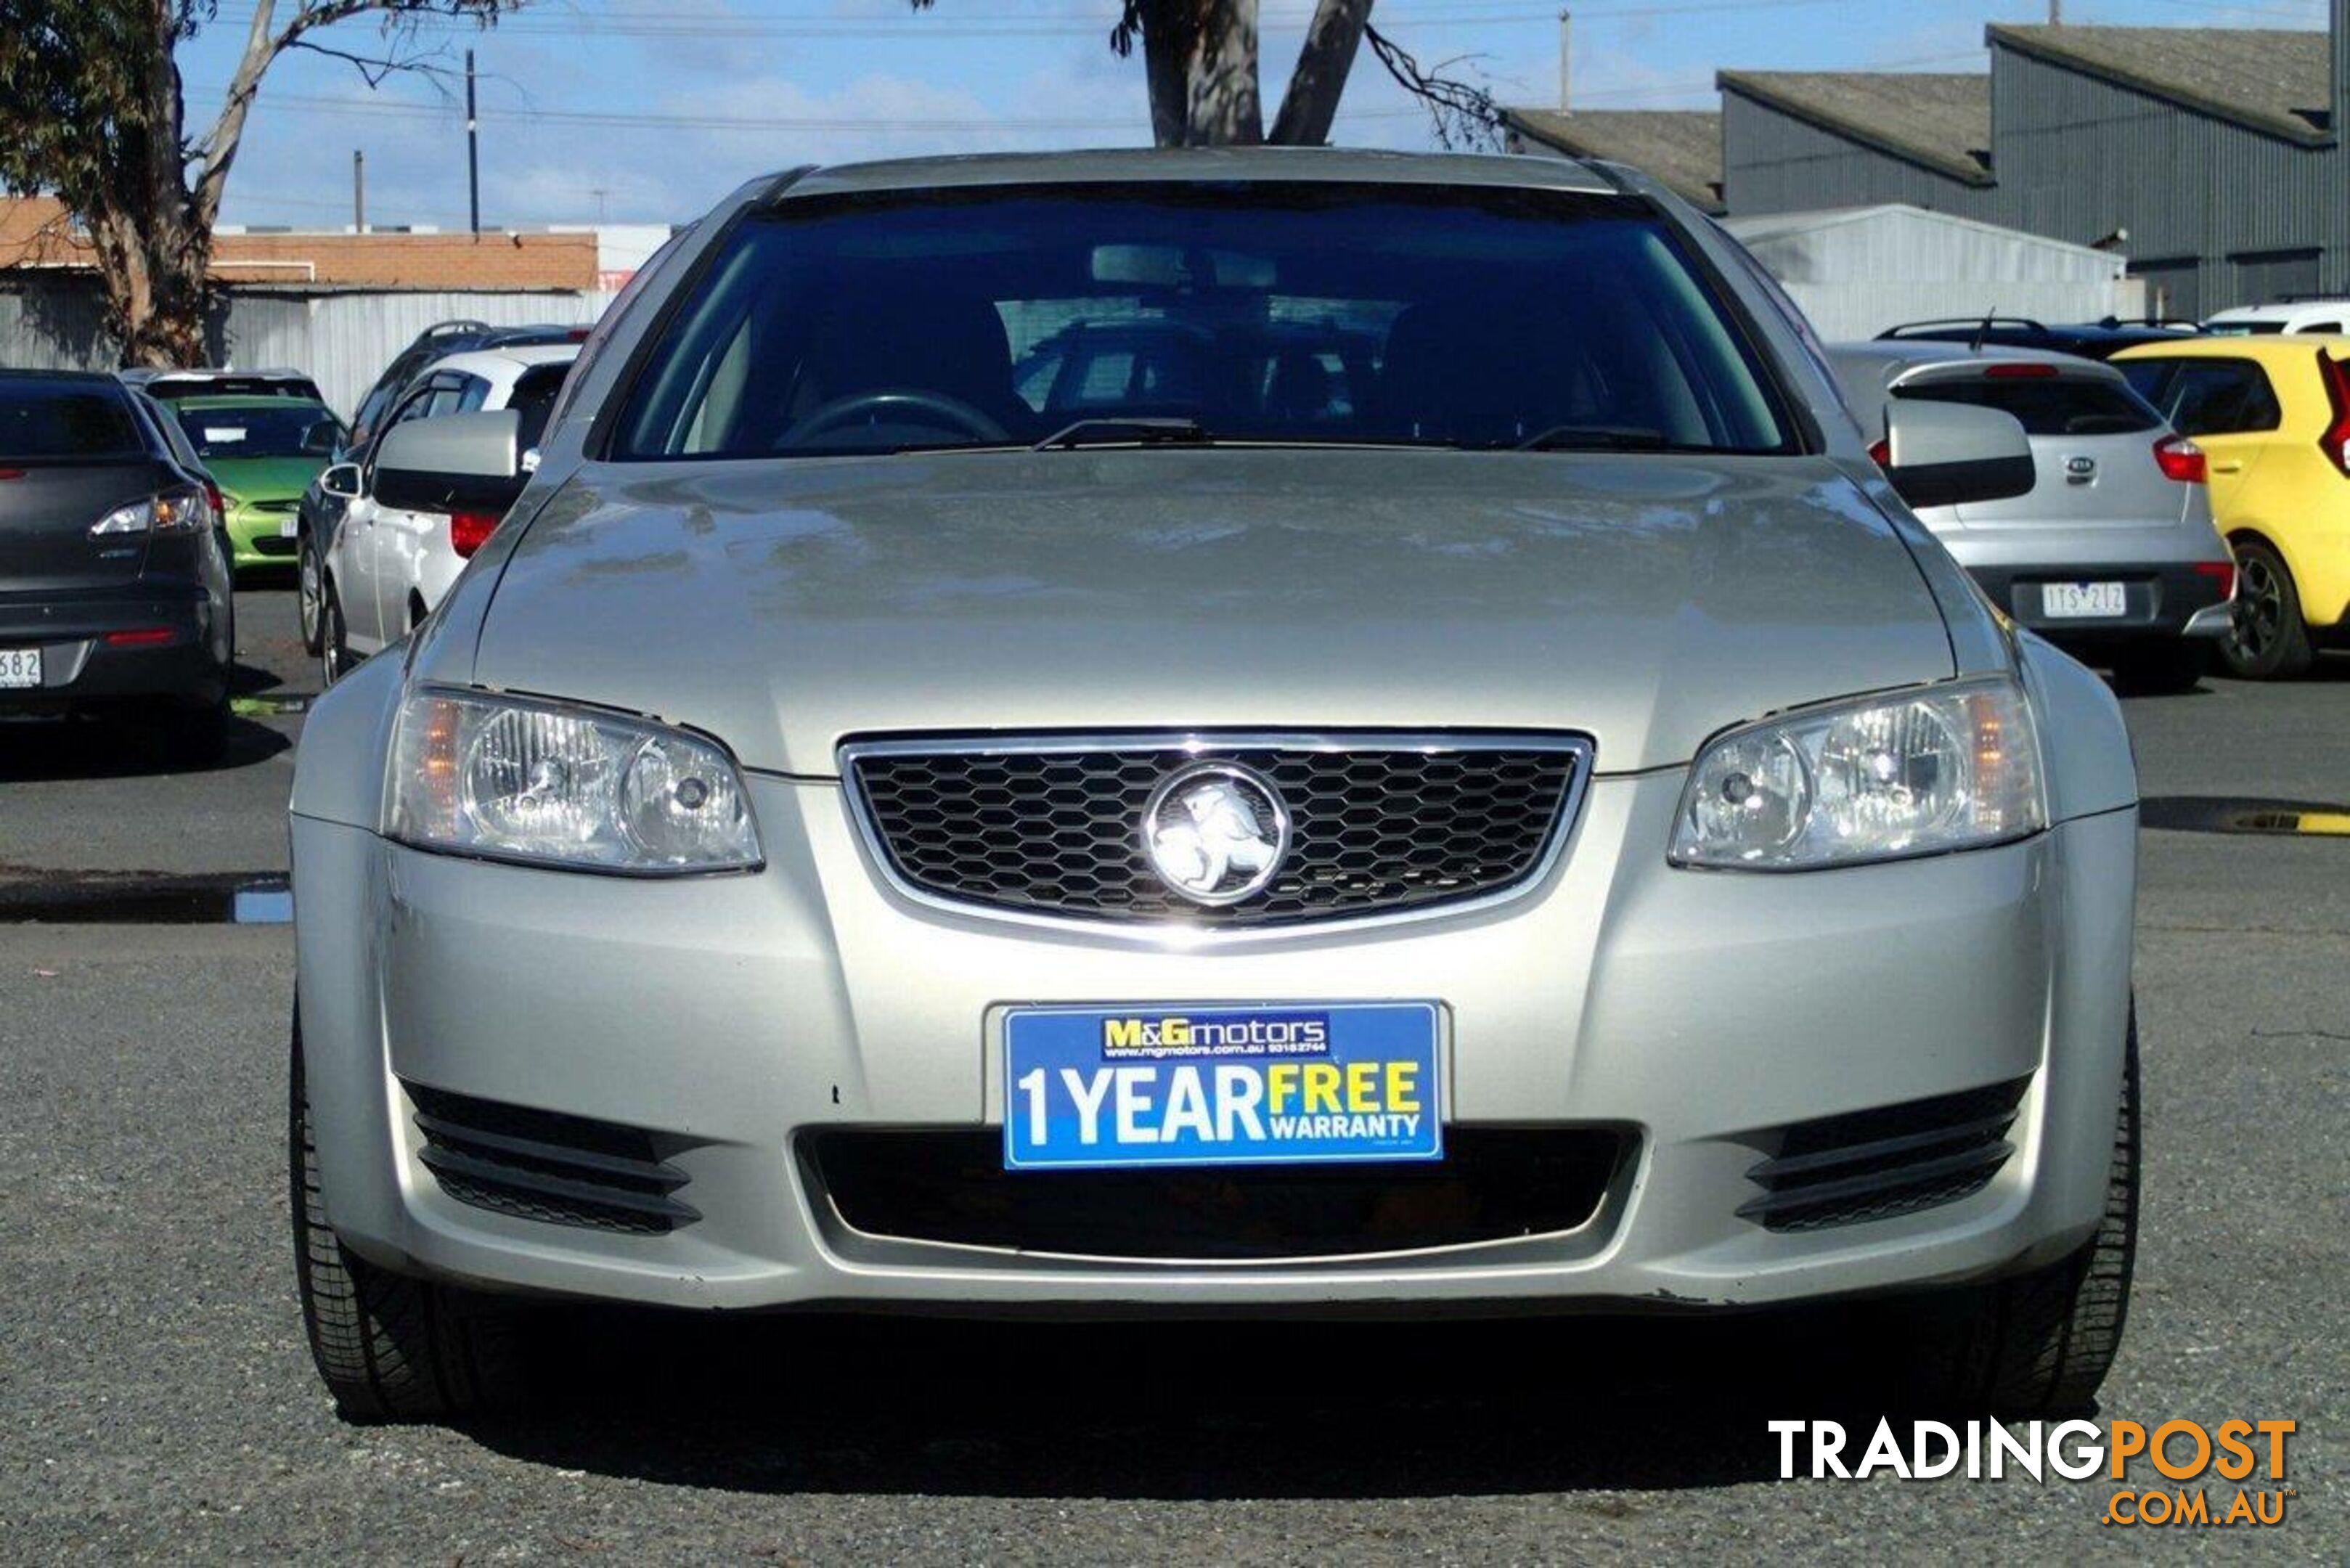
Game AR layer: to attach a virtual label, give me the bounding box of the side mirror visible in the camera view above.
[302,420,343,457]
[1880,400,2036,510]
[372,409,525,516]
[319,462,363,499]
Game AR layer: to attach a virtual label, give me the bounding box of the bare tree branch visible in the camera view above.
[1364,23,1501,152]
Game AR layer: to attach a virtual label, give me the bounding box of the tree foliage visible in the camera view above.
[0,1,521,366]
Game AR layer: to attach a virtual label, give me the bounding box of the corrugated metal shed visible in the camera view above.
[1723,203,2143,340]
[0,282,611,417]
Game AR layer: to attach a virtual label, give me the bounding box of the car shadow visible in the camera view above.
[0,698,290,783]
[462,1307,1949,1500]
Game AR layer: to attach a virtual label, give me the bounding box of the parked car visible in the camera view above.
[290,150,2141,1424]
[1875,316,2195,361]
[118,367,328,405]
[311,343,577,682]
[2202,299,2350,337]
[1829,342,2235,692]
[163,394,343,573]
[345,320,589,455]
[0,369,235,758]
[2113,335,2350,677]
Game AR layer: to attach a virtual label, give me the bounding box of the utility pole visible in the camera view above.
[1558,9,1571,110]
[352,150,365,233]
[2049,0,2062,23]
[466,49,481,234]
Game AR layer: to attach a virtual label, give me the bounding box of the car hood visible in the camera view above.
[208,455,323,505]
[465,450,1953,776]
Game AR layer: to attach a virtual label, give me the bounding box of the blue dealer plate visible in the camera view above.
[1003,1002,1443,1171]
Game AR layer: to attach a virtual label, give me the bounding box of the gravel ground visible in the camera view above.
[0,591,2341,1561]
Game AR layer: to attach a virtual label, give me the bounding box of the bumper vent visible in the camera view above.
[802,1127,1625,1261]
[1739,1077,2031,1233]
[844,734,1589,931]
[405,1082,698,1235]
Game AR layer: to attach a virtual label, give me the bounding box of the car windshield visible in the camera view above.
[174,403,339,460]
[0,383,143,461]
[611,182,1794,460]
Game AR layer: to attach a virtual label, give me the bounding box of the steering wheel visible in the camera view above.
[778,388,1010,449]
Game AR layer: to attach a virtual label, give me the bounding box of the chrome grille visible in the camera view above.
[843,733,1590,931]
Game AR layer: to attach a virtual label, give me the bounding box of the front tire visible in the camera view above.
[2220,538,2314,679]
[297,534,326,656]
[1904,1010,2139,1415]
[290,1021,524,1422]
[319,578,349,689]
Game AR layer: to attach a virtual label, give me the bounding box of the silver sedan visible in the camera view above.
[287,150,2142,1424]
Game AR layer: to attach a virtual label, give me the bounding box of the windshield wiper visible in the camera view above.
[1511,423,1674,452]
[1033,417,1214,452]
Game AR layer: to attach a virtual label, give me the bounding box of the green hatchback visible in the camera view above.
[167,395,343,571]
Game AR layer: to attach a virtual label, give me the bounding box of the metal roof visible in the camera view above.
[1715,71,1994,186]
[1988,24,2333,147]
[776,147,1619,200]
[1500,109,1724,212]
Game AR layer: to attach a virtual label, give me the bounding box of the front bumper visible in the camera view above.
[293,763,2137,1317]
[0,584,227,709]
[226,505,302,568]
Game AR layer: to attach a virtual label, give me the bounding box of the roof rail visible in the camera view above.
[1877,317,2049,338]
[423,319,494,338]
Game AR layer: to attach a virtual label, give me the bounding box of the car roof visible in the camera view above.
[2204,301,2350,320]
[775,147,1620,202]
[0,368,123,388]
[419,344,582,379]
[1829,340,2122,379]
[166,393,333,412]
[2111,333,2350,362]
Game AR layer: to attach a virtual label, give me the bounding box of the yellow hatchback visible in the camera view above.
[2114,336,2350,677]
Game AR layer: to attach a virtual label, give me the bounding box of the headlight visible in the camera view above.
[388,689,761,874]
[1671,677,2044,870]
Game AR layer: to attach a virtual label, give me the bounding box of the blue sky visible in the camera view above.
[176,0,2330,231]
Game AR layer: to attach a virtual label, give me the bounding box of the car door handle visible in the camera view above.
[2211,460,2245,473]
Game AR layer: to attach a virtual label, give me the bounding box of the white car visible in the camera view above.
[314,344,578,684]
[2203,299,2350,336]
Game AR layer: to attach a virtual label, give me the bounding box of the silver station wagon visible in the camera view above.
[289,150,2142,1422]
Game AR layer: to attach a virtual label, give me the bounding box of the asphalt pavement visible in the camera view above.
[1,587,2342,1561]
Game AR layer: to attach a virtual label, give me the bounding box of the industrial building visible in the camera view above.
[1506,2,2350,317]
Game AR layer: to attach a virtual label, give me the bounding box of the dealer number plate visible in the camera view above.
[0,647,41,688]
[2041,581,2126,618]
[1003,1002,1443,1171]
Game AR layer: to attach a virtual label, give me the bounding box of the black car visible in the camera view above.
[1876,316,2196,361]
[0,370,237,759]
[345,319,589,454]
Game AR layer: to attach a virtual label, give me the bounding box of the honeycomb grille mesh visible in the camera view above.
[847,738,1584,928]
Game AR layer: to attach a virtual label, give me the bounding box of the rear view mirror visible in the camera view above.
[319,462,362,499]
[1880,400,2036,510]
[372,409,525,517]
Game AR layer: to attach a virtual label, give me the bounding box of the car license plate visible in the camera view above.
[0,647,41,688]
[1003,1002,1442,1171]
[2041,581,2126,618]
[279,518,299,539]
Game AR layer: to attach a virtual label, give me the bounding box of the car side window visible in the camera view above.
[454,375,492,414]
[2163,362,2282,436]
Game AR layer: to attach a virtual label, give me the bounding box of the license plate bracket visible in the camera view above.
[2040,581,2126,618]
[1003,1002,1443,1171]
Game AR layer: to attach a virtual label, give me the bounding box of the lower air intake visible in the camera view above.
[404,1082,698,1236]
[1739,1077,2031,1233]
[802,1127,1625,1261]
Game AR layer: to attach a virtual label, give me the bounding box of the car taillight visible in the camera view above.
[1984,362,2059,379]
[2193,559,2237,601]
[2317,351,2350,476]
[1866,437,1890,467]
[449,510,499,559]
[2153,435,2207,483]
[203,480,226,522]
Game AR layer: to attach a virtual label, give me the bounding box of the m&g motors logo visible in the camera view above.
[1101,1010,1331,1058]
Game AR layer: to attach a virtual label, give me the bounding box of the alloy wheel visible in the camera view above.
[297,543,322,649]
[2228,554,2281,664]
